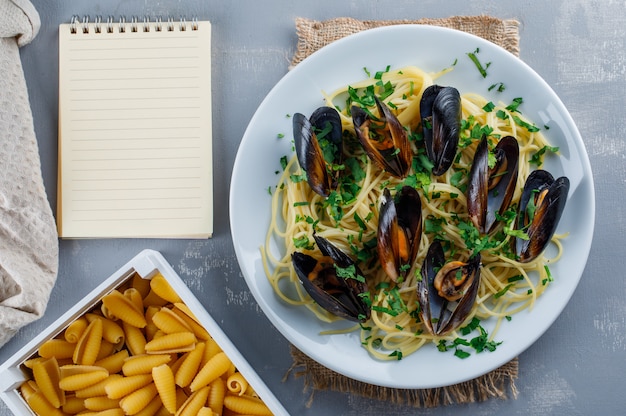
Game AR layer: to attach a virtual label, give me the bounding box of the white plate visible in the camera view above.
[230,25,594,389]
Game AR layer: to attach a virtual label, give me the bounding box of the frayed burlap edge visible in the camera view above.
[285,15,522,408]
[290,15,520,68]
[286,346,518,408]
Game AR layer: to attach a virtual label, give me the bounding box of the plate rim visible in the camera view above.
[229,23,595,389]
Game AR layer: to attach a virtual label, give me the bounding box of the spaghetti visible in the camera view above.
[261,65,565,360]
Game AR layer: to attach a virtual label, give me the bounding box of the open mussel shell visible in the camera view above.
[351,96,412,178]
[417,241,481,336]
[467,135,519,234]
[377,186,423,283]
[292,106,343,197]
[291,234,370,322]
[420,85,461,176]
[516,170,570,263]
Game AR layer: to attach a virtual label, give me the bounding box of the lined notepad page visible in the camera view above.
[58,20,212,238]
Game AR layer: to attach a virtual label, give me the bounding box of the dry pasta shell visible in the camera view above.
[201,337,223,367]
[83,395,121,411]
[175,388,189,412]
[122,354,171,376]
[171,305,211,341]
[62,395,87,413]
[124,287,145,313]
[131,273,152,297]
[80,408,125,416]
[60,364,108,378]
[119,382,158,415]
[22,356,46,369]
[24,390,66,416]
[223,361,237,380]
[95,340,116,361]
[174,341,205,388]
[144,332,196,354]
[38,339,76,360]
[102,290,147,328]
[133,395,163,416]
[142,289,170,308]
[32,356,65,408]
[226,372,248,396]
[207,377,225,415]
[189,351,231,392]
[172,303,199,324]
[105,374,153,399]
[19,380,38,401]
[73,317,103,365]
[152,307,192,334]
[223,394,273,416]
[59,367,109,391]
[168,352,186,375]
[26,356,75,370]
[197,407,214,416]
[144,305,160,341]
[123,321,147,355]
[94,349,129,374]
[150,273,182,304]
[64,317,88,343]
[75,373,123,398]
[86,313,125,345]
[175,385,210,416]
[152,364,177,414]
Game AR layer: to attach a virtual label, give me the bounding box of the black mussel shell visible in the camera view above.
[516,170,569,263]
[467,135,519,234]
[352,96,412,178]
[293,106,343,197]
[291,234,370,322]
[377,186,422,283]
[417,241,481,335]
[420,85,461,176]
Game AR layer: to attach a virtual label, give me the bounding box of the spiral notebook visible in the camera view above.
[57,16,213,238]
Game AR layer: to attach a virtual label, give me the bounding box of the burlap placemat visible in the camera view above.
[290,16,520,68]
[285,15,521,408]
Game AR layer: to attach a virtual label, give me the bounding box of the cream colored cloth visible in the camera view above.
[0,0,58,347]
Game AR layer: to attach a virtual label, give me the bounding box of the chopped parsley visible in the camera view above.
[439,318,502,358]
[529,145,560,166]
[505,97,524,113]
[512,115,541,132]
[482,101,495,112]
[293,235,314,250]
[334,263,365,283]
[488,82,506,92]
[467,47,491,78]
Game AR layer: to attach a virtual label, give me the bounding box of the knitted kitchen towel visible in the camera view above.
[286,15,520,407]
[0,0,58,348]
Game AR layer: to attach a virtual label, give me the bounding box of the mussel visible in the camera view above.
[420,85,462,176]
[291,234,370,322]
[467,135,519,234]
[516,170,569,263]
[293,106,343,197]
[377,186,423,283]
[417,241,481,336]
[351,96,412,178]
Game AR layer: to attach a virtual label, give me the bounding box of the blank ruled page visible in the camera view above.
[58,20,212,238]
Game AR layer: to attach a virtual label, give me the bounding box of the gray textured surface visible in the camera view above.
[1,0,624,415]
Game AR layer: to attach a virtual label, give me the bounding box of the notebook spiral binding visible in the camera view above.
[69,15,199,34]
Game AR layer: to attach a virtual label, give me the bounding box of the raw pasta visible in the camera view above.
[152,364,177,414]
[18,271,274,416]
[72,318,103,365]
